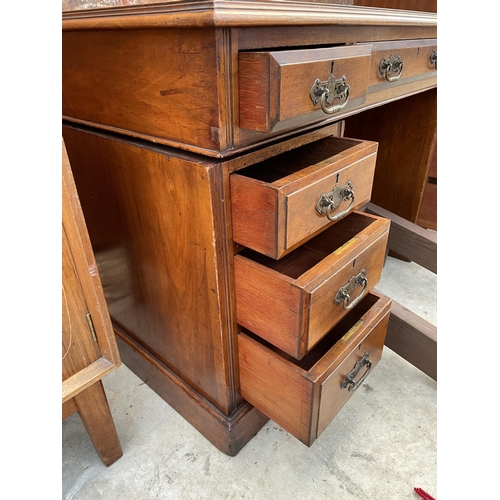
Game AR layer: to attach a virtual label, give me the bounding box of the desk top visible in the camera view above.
[62,0,436,30]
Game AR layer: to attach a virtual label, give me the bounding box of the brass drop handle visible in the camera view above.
[334,269,368,310]
[430,50,437,70]
[341,352,372,392]
[310,61,350,115]
[315,181,355,222]
[379,55,404,82]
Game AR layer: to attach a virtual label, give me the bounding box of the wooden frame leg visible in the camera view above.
[73,380,123,466]
[384,300,437,381]
[364,203,437,381]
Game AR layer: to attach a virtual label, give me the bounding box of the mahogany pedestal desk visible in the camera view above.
[62,1,437,456]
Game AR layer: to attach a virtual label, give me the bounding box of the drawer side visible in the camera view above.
[238,332,315,445]
[234,254,303,356]
[230,175,278,257]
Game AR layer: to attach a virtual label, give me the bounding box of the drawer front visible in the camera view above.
[239,45,371,133]
[238,290,392,447]
[366,39,437,102]
[234,212,390,359]
[230,136,378,259]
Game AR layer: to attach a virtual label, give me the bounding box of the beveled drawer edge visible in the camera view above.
[225,122,345,173]
[361,38,437,51]
[294,213,390,291]
[307,290,391,384]
[276,138,378,192]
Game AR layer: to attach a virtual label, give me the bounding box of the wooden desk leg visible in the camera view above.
[73,380,123,466]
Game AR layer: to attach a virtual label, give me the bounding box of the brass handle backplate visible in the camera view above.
[310,61,350,114]
[341,352,372,392]
[334,269,368,310]
[379,55,404,82]
[315,181,355,222]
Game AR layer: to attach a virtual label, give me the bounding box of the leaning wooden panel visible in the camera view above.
[62,139,121,403]
[62,138,123,466]
[238,291,392,446]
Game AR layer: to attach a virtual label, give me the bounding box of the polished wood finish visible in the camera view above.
[63,29,223,155]
[416,139,437,230]
[115,329,269,456]
[416,180,436,230]
[62,125,237,416]
[62,138,122,466]
[62,0,354,10]
[62,2,437,157]
[238,290,391,446]
[353,0,436,12]
[230,137,377,258]
[239,45,371,133]
[62,1,438,30]
[365,203,436,274]
[366,39,437,90]
[234,212,389,358]
[345,88,437,228]
[62,1,436,455]
[366,203,436,381]
[384,299,437,381]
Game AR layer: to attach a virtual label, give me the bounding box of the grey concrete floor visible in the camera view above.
[62,256,437,500]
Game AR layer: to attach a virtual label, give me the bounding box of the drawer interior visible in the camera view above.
[240,292,380,372]
[236,137,361,183]
[238,211,376,277]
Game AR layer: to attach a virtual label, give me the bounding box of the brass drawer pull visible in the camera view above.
[310,61,350,114]
[430,50,437,70]
[341,352,372,392]
[334,269,368,310]
[379,55,404,82]
[315,181,354,222]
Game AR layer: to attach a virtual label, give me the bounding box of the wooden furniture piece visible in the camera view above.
[353,0,436,14]
[348,0,437,231]
[345,89,437,230]
[62,1,437,456]
[62,139,123,466]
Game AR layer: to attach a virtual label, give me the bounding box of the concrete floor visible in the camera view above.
[62,256,437,500]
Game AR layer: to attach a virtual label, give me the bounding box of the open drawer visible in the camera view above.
[234,211,390,359]
[238,44,371,133]
[238,290,392,447]
[230,136,378,259]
